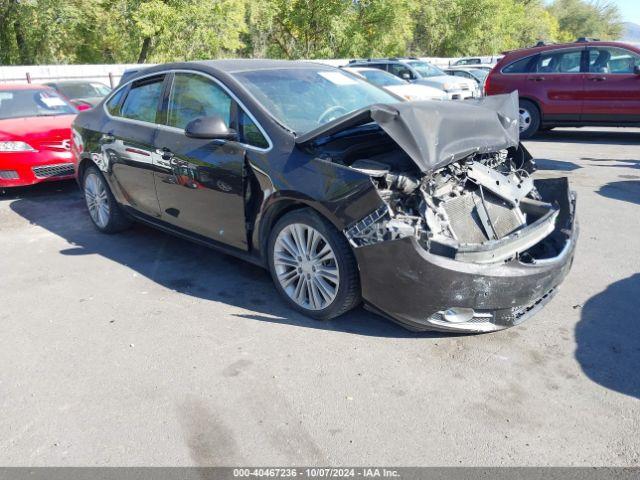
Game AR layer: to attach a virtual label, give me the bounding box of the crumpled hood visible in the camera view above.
[296,92,520,173]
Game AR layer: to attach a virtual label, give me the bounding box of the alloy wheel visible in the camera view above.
[519,107,532,133]
[84,172,111,228]
[273,223,340,311]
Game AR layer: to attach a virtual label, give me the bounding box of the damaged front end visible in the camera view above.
[301,93,578,332]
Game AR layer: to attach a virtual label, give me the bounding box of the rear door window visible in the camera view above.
[533,50,583,73]
[120,75,165,123]
[502,56,536,73]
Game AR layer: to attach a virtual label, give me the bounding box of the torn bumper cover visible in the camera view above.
[353,178,578,333]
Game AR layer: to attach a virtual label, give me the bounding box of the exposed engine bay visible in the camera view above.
[342,145,565,265]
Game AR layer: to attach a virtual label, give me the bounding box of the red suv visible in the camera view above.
[485,39,640,138]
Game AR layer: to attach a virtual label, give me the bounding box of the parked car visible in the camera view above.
[348,58,480,100]
[342,66,447,101]
[485,39,640,138]
[452,56,503,66]
[0,84,77,188]
[71,60,577,333]
[44,80,111,111]
[445,67,490,87]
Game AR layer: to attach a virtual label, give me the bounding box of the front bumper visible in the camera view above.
[0,150,74,187]
[447,89,477,100]
[354,178,578,333]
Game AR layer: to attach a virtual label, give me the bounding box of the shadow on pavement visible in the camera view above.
[596,180,640,206]
[9,187,450,339]
[575,274,640,400]
[0,180,77,200]
[534,158,581,172]
[527,129,640,146]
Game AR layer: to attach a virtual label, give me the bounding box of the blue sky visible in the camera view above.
[613,0,640,24]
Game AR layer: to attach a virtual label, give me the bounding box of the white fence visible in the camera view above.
[0,64,145,87]
[0,58,469,86]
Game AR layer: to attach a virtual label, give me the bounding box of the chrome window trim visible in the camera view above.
[500,47,585,75]
[102,68,274,153]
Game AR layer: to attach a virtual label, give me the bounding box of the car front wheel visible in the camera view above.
[267,208,361,320]
[518,100,541,139]
[83,165,131,233]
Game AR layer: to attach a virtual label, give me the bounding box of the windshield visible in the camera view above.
[233,68,398,135]
[408,61,446,78]
[468,68,489,82]
[0,89,76,120]
[57,82,111,99]
[358,69,407,87]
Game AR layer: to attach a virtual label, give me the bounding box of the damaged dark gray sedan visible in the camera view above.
[71,60,578,333]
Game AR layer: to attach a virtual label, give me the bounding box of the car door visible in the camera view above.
[152,71,250,250]
[101,74,166,218]
[525,48,585,121]
[582,46,640,122]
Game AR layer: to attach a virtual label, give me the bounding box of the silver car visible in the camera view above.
[348,58,480,100]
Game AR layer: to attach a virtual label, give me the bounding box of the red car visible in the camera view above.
[0,84,77,187]
[485,39,640,138]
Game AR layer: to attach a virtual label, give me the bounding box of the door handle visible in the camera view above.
[528,77,545,82]
[588,76,606,82]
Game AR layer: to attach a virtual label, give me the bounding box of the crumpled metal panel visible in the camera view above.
[370,92,520,173]
[297,92,520,174]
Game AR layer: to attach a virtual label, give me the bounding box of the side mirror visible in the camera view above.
[401,72,412,80]
[185,115,237,140]
[634,65,640,75]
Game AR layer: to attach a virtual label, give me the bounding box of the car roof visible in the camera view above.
[347,66,385,72]
[349,58,422,65]
[0,83,51,91]
[193,59,336,73]
[502,40,640,58]
[122,59,339,85]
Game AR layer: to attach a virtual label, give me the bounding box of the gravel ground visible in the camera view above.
[0,127,638,466]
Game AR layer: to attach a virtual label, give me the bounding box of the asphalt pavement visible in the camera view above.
[0,127,638,466]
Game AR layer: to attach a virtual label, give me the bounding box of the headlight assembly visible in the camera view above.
[0,141,36,152]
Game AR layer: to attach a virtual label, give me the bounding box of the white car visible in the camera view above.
[347,59,480,100]
[342,67,447,101]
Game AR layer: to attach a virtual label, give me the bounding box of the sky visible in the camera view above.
[544,0,640,25]
[613,0,640,24]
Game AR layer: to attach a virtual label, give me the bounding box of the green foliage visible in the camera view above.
[549,0,622,41]
[0,0,625,65]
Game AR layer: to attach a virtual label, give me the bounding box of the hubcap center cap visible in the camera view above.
[300,260,314,275]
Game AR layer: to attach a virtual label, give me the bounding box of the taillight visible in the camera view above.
[484,72,492,95]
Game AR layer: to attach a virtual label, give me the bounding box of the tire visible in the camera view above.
[267,208,361,320]
[518,99,541,139]
[82,165,132,233]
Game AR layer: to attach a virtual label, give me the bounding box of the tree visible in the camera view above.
[409,0,561,57]
[548,0,622,41]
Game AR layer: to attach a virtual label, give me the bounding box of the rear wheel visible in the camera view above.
[267,208,361,320]
[83,165,131,233]
[518,99,541,139]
